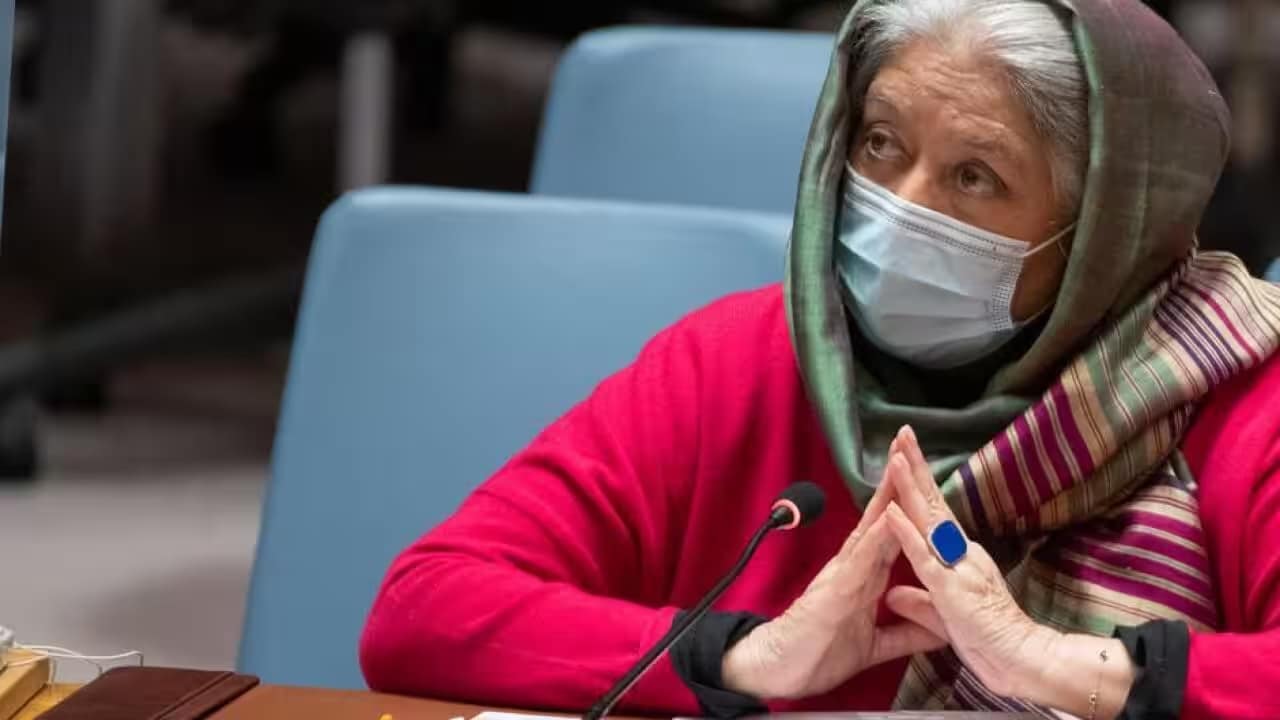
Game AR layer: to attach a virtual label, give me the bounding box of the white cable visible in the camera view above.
[8,642,145,680]
[17,644,144,662]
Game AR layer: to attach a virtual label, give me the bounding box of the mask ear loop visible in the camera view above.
[1019,222,1078,261]
[1014,222,1078,323]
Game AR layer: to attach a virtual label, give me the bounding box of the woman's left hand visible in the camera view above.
[879,425,1059,699]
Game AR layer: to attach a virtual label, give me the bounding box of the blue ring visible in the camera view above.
[928,519,968,567]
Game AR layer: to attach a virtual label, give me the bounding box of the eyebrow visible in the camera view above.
[862,91,899,115]
[959,135,1022,167]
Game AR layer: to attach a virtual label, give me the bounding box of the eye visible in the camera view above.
[956,162,1002,197]
[861,128,904,163]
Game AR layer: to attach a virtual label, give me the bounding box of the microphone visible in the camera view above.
[583,482,826,720]
[767,481,826,531]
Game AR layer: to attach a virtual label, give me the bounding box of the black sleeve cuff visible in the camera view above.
[1113,620,1190,720]
[669,610,770,718]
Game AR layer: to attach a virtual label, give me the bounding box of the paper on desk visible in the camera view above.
[680,707,1039,712]
[471,712,568,720]
[473,711,1040,720]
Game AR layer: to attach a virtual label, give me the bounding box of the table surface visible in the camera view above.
[215,685,491,719]
[13,683,508,720]
[13,684,77,720]
[11,682,1034,719]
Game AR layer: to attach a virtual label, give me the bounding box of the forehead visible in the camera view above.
[861,40,1043,158]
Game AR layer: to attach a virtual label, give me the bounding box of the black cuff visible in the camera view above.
[669,610,769,718]
[1113,620,1190,720]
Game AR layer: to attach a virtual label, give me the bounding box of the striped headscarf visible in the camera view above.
[784,0,1280,711]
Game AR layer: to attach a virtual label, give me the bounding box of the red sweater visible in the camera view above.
[360,286,1280,719]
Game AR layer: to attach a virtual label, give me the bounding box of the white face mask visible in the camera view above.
[836,168,1075,370]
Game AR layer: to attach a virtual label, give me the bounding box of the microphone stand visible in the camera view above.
[582,512,785,720]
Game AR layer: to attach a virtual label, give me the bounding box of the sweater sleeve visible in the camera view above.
[1181,439,1280,720]
[1181,365,1280,720]
[359,314,710,715]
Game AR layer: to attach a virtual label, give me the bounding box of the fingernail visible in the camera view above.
[902,425,916,442]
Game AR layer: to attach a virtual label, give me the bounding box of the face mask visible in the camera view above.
[836,168,1075,370]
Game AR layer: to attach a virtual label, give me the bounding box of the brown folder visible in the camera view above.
[36,668,258,720]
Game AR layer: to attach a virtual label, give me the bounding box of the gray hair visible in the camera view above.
[849,0,1088,214]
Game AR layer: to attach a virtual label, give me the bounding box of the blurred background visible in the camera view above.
[0,0,1276,682]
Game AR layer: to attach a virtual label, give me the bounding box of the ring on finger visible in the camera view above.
[927,519,968,567]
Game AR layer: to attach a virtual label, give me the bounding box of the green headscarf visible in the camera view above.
[787,0,1232,505]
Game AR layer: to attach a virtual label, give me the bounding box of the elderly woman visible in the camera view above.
[360,0,1280,718]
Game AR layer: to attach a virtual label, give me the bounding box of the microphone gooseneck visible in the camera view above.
[582,482,826,720]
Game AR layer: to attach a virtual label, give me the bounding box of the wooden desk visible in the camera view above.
[13,682,1029,719]
[14,683,520,720]
[216,686,489,719]
[12,684,78,720]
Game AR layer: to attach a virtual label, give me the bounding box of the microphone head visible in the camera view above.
[770,481,826,530]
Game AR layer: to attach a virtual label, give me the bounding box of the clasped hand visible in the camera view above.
[722,426,1056,702]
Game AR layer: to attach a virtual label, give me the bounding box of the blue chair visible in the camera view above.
[1267,258,1280,283]
[238,189,789,688]
[531,27,832,215]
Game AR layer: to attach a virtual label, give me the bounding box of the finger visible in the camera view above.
[840,451,900,555]
[842,514,901,581]
[846,435,908,550]
[859,446,900,530]
[869,622,948,666]
[884,502,946,589]
[886,453,935,536]
[865,514,903,565]
[897,426,957,531]
[886,586,947,639]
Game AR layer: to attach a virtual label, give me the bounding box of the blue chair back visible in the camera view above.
[531,27,831,215]
[238,189,789,688]
[1267,258,1280,283]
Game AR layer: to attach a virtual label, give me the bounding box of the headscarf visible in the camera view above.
[784,0,1280,709]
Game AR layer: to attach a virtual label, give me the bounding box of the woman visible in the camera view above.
[361,0,1280,718]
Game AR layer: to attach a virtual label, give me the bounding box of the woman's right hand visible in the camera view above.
[720,442,948,701]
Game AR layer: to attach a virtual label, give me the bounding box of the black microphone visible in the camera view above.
[582,482,826,720]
